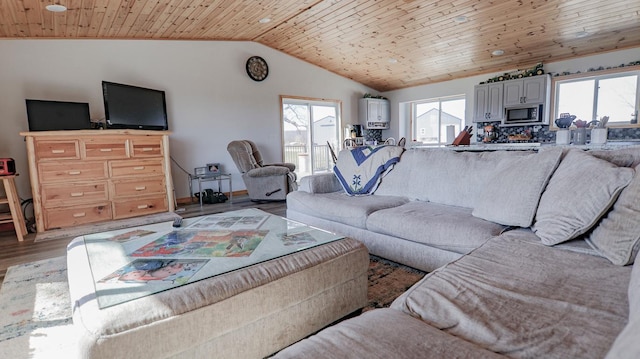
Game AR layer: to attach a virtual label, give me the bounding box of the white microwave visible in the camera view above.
[504,104,544,125]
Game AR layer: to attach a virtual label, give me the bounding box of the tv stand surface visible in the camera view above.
[20,130,174,233]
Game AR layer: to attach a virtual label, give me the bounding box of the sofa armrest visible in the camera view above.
[246,166,290,177]
[299,172,342,193]
[265,163,296,172]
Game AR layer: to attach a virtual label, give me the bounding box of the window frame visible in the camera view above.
[410,94,466,145]
[549,65,640,129]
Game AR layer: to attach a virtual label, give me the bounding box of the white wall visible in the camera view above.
[0,40,372,200]
[383,47,640,141]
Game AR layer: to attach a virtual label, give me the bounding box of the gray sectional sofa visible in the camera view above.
[280,145,640,358]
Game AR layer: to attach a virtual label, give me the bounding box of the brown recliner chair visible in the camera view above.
[227,140,298,201]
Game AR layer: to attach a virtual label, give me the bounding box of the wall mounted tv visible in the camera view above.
[102,81,169,130]
[25,99,91,131]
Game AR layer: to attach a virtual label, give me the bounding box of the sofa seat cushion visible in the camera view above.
[392,229,630,359]
[286,190,410,229]
[273,308,504,359]
[606,250,640,358]
[366,201,506,254]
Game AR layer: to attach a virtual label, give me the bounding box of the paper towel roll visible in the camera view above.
[446,125,456,144]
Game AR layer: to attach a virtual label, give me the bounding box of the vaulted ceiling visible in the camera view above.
[2,0,640,92]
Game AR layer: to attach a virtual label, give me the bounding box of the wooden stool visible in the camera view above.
[0,174,27,241]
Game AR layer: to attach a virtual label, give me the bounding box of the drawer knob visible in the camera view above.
[133,166,145,170]
[100,148,113,152]
[68,171,81,175]
[137,204,149,209]
[142,148,153,152]
[73,212,86,218]
[51,149,65,154]
[135,186,146,191]
[70,192,84,197]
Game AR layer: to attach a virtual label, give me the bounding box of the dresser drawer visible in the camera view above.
[130,137,163,157]
[42,181,109,207]
[35,140,80,160]
[112,196,168,219]
[84,138,129,159]
[39,161,108,183]
[45,202,112,229]
[110,177,166,198]
[38,161,108,183]
[109,158,164,178]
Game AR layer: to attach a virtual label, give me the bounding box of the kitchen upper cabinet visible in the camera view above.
[503,75,549,107]
[360,98,390,129]
[473,83,504,122]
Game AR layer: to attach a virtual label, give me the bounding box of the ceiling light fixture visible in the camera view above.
[45,4,67,12]
[259,18,271,24]
[453,16,468,23]
[491,49,505,56]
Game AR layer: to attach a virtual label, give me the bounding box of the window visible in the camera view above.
[552,68,640,127]
[411,95,465,145]
[281,96,341,178]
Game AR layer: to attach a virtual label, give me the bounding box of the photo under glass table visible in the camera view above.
[80,208,343,309]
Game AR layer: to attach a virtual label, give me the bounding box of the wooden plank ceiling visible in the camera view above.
[1,0,639,92]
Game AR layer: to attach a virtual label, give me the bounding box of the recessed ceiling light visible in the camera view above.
[492,49,505,56]
[575,31,590,38]
[453,16,468,23]
[388,58,398,64]
[259,18,271,24]
[45,4,67,12]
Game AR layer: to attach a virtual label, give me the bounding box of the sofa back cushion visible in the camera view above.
[590,145,640,168]
[533,149,634,246]
[376,149,534,208]
[472,147,563,227]
[392,230,630,359]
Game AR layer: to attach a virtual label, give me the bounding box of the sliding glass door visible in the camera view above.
[281,96,341,179]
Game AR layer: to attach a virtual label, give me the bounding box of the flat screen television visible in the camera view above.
[102,81,169,130]
[25,99,91,131]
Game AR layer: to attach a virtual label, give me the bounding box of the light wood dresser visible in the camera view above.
[20,130,174,233]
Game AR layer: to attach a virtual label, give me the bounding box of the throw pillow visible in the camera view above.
[532,149,634,246]
[472,147,563,227]
[333,145,404,195]
[586,165,640,265]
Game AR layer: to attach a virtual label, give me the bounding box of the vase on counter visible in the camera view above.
[556,129,570,145]
[573,127,587,145]
[591,128,608,145]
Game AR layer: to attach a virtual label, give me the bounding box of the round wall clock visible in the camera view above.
[246,56,269,81]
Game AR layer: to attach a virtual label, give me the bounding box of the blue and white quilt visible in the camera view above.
[334,145,404,196]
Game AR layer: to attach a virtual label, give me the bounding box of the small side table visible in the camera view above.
[0,174,27,241]
[189,173,233,208]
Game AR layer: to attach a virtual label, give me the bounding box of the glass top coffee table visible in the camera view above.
[80,208,343,308]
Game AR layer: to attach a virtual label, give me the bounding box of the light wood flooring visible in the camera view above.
[0,195,286,285]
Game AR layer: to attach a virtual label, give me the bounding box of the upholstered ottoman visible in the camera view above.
[67,236,368,359]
